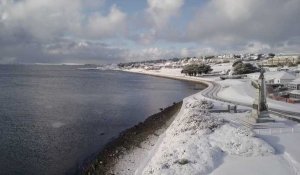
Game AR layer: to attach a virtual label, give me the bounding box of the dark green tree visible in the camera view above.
[181,64,212,76]
[233,62,259,74]
[268,53,275,58]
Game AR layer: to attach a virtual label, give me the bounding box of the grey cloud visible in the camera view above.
[187,0,300,52]
[146,0,184,29]
[0,0,127,41]
[42,40,130,64]
[0,0,299,64]
[0,38,129,64]
[83,5,127,39]
[0,0,128,63]
[129,0,186,45]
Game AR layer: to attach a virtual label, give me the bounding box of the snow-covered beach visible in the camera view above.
[83,101,184,175]
[86,66,300,175]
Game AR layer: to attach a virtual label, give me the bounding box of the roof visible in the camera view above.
[290,78,300,84]
[248,71,296,80]
[265,71,296,80]
[290,90,300,95]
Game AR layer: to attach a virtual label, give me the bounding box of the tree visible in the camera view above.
[181,64,198,76]
[287,61,297,67]
[233,62,259,74]
[277,62,284,67]
[197,64,213,74]
[268,53,275,58]
[232,60,243,67]
[181,64,212,76]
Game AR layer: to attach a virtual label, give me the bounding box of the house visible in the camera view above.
[288,78,300,90]
[267,54,300,65]
[265,71,296,85]
[289,90,300,99]
[248,71,296,85]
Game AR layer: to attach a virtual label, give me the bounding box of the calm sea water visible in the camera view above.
[0,65,204,175]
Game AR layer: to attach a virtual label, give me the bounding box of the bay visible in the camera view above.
[0,65,204,175]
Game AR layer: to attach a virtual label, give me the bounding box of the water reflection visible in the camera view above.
[0,65,202,175]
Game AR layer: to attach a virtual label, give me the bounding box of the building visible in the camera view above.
[266,71,296,84]
[288,78,300,90]
[289,90,300,99]
[267,54,300,65]
[248,71,296,85]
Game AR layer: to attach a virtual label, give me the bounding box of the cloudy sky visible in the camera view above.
[0,0,299,64]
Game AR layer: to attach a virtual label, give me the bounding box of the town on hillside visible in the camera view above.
[115,53,300,103]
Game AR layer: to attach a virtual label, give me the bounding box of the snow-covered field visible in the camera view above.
[217,79,300,113]
[113,68,300,175]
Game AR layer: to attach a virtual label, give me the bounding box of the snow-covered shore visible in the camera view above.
[110,67,300,175]
[139,99,275,175]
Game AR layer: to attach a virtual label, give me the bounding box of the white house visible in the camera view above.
[266,71,296,84]
[289,90,300,99]
[288,78,300,90]
[248,71,296,85]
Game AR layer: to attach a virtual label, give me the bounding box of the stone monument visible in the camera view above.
[251,69,274,123]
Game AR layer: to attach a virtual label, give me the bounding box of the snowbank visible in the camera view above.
[141,99,274,175]
[217,79,255,104]
[210,125,274,156]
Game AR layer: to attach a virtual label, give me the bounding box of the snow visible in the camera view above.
[210,125,274,156]
[267,71,295,80]
[290,90,300,95]
[217,79,255,105]
[210,63,232,73]
[211,113,300,175]
[211,155,295,175]
[217,78,300,113]
[260,133,300,168]
[112,68,300,175]
[140,99,274,175]
[127,68,182,77]
[248,71,296,81]
[290,78,300,83]
[113,134,160,175]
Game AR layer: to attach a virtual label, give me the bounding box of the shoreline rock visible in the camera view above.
[80,101,183,175]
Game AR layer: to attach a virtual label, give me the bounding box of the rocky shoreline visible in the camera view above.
[81,101,183,175]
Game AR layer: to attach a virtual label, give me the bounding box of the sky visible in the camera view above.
[0,0,299,64]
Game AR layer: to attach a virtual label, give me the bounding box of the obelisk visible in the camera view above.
[251,69,274,123]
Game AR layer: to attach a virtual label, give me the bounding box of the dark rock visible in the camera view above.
[175,158,190,165]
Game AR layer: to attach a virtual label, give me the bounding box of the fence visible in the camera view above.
[255,127,300,135]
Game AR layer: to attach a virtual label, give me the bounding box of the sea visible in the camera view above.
[0,65,204,175]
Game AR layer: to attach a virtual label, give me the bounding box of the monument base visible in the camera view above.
[251,110,275,123]
[255,117,275,123]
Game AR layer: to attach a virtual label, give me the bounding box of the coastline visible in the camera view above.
[78,69,300,175]
[118,70,298,175]
[81,70,209,175]
[122,69,211,87]
[82,101,183,175]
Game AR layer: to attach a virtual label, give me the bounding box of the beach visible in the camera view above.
[82,101,183,174]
